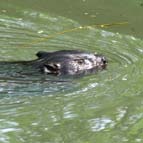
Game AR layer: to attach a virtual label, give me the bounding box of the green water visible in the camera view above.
[0,0,143,143]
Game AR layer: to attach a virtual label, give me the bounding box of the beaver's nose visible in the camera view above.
[101,57,107,64]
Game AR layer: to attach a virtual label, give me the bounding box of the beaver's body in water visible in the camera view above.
[0,50,107,76]
[34,50,107,75]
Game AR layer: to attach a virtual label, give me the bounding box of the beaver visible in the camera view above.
[33,50,107,75]
[0,50,107,76]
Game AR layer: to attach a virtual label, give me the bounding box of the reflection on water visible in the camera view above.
[0,7,143,143]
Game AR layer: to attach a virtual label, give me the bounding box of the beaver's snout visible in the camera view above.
[101,56,107,69]
[94,55,107,69]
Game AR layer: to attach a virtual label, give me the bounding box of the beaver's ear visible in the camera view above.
[36,51,51,59]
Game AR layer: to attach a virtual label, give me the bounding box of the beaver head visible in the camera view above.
[35,50,107,75]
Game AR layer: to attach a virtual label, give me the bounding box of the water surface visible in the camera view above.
[0,1,143,143]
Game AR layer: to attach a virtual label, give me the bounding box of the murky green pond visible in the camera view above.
[0,0,143,143]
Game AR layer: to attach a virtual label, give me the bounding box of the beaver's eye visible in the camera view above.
[74,59,84,64]
[78,60,84,64]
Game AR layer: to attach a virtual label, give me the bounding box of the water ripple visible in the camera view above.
[88,117,115,132]
[0,9,143,143]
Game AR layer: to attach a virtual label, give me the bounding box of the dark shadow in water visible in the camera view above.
[0,60,68,81]
[0,61,73,97]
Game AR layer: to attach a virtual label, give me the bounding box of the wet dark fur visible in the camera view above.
[0,50,107,76]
